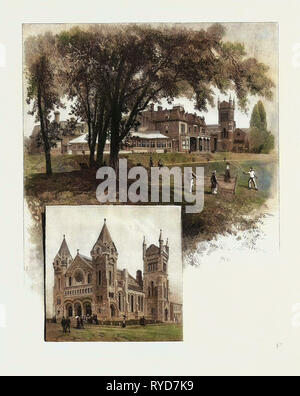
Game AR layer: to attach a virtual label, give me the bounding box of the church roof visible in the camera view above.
[146,244,160,255]
[93,219,117,251]
[78,253,92,263]
[58,236,72,258]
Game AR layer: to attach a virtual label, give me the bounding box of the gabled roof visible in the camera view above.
[146,244,160,255]
[57,236,72,258]
[236,128,249,134]
[78,253,93,264]
[93,219,117,251]
[65,253,93,276]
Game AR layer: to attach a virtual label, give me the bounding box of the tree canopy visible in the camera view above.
[249,100,275,153]
[25,24,276,170]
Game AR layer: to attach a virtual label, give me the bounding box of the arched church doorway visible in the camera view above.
[84,302,92,316]
[74,303,82,317]
[190,137,197,152]
[66,304,73,317]
[214,137,218,152]
[165,308,168,322]
[110,304,115,318]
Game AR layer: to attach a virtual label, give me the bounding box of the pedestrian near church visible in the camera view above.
[65,317,71,333]
[61,316,66,333]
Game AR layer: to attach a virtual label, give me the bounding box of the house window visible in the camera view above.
[220,112,228,122]
[180,124,186,134]
[151,281,154,297]
[87,273,92,284]
[57,298,61,305]
[130,295,134,312]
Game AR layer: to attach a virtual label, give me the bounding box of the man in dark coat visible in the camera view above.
[61,316,66,333]
[65,317,71,333]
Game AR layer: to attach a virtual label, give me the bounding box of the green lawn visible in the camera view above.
[24,152,278,244]
[46,322,183,342]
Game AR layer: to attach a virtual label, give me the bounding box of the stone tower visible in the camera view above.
[143,230,170,322]
[218,96,236,151]
[90,219,119,319]
[53,235,73,318]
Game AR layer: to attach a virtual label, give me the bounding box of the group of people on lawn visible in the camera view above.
[60,314,147,333]
[149,157,258,195]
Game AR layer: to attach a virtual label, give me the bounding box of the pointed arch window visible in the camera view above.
[118,292,122,311]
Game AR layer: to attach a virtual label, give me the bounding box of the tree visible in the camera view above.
[25,33,62,175]
[57,28,110,167]
[250,100,267,131]
[85,24,275,168]
[249,100,274,153]
[26,24,275,170]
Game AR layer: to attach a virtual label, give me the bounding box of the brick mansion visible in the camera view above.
[30,97,249,155]
[53,219,182,323]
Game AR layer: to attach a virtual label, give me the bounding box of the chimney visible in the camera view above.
[54,111,60,124]
[136,270,143,286]
[150,103,154,111]
[157,106,163,112]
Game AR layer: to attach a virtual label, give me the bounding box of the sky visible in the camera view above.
[45,205,183,317]
[23,22,278,138]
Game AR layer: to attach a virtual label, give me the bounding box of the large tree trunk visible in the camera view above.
[45,149,52,176]
[110,109,121,170]
[109,132,120,170]
[89,142,96,167]
[96,130,107,167]
[37,86,52,176]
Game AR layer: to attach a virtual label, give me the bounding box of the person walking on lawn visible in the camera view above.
[244,167,258,190]
[211,171,218,195]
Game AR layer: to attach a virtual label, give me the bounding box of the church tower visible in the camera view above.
[90,219,119,319]
[218,96,236,151]
[53,235,73,318]
[143,230,170,322]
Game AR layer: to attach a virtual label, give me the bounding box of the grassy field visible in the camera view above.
[45,322,183,342]
[24,151,278,245]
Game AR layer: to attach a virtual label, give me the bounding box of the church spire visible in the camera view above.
[91,218,118,256]
[57,235,72,258]
[95,218,114,245]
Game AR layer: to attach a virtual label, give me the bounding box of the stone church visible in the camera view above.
[53,219,182,323]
